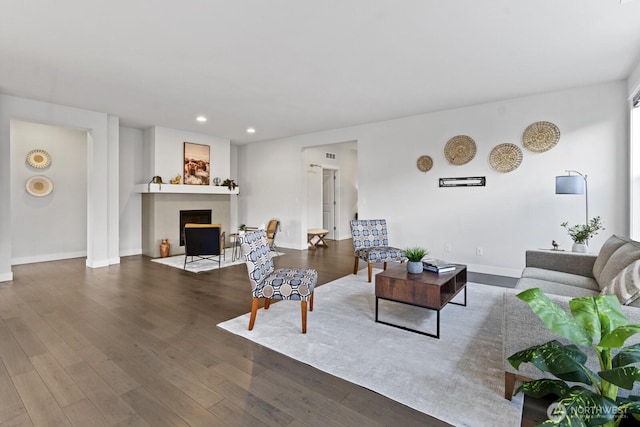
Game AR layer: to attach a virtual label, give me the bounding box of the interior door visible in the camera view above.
[322,169,336,239]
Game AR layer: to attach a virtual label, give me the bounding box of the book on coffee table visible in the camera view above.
[422,258,456,273]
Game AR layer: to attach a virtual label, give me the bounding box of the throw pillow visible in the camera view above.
[601,260,640,305]
[592,235,629,284]
[597,241,640,291]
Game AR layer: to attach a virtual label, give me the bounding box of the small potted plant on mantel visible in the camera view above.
[561,216,605,253]
[221,178,237,191]
[404,247,428,274]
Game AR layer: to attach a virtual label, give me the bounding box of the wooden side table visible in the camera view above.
[230,233,242,261]
[307,228,329,250]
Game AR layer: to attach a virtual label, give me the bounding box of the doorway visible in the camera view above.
[302,141,357,246]
[322,168,338,239]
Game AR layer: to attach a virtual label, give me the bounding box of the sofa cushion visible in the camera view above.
[516,277,599,298]
[522,267,599,291]
[593,235,631,285]
[601,260,640,306]
[597,240,640,290]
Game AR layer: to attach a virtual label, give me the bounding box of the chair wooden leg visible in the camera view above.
[353,256,359,274]
[309,291,314,311]
[383,261,388,271]
[264,298,271,309]
[248,297,259,331]
[504,372,516,400]
[368,263,373,282]
[301,301,308,334]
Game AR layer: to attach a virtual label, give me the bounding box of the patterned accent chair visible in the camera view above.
[241,229,318,333]
[350,219,405,282]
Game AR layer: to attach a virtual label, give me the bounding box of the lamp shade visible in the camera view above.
[555,175,585,194]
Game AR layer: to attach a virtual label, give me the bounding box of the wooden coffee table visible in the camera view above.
[374,263,467,338]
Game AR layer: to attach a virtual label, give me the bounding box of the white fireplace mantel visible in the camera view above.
[135,183,239,195]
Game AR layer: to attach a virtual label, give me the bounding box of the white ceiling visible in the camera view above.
[1,0,640,144]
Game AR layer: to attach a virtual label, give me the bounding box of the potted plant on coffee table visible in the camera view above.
[404,247,428,274]
[561,216,605,253]
[508,288,640,426]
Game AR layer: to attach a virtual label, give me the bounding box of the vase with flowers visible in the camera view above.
[561,216,605,253]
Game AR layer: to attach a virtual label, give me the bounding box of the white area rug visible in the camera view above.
[217,268,523,427]
[151,249,280,273]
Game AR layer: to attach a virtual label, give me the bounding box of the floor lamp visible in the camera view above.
[555,170,588,225]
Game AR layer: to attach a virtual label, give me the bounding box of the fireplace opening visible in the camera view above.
[179,209,212,246]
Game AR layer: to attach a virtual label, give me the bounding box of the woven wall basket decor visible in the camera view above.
[416,155,433,172]
[26,175,54,197]
[489,143,523,173]
[522,121,560,153]
[26,149,51,169]
[444,135,476,165]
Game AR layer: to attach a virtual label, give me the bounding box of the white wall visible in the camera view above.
[10,120,88,264]
[628,60,640,240]
[0,94,118,282]
[143,126,231,183]
[628,61,640,99]
[119,126,143,256]
[108,116,120,264]
[238,81,629,277]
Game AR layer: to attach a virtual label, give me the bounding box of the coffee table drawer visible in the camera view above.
[375,265,467,309]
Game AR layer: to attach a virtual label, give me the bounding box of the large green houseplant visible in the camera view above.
[508,288,640,426]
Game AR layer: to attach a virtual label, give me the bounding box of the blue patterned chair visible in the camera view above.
[350,219,405,282]
[241,229,318,333]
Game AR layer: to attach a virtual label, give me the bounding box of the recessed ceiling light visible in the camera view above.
[196,116,207,122]
[246,127,256,134]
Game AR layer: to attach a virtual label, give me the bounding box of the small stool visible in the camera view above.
[307,229,329,250]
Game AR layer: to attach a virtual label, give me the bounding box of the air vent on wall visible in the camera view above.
[325,152,336,159]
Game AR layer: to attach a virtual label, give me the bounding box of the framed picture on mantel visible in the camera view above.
[183,142,210,185]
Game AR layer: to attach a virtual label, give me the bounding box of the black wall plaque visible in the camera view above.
[439,177,486,187]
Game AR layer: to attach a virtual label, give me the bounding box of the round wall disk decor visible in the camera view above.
[416,155,433,172]
[522,121,560,153]
[26,149,51,169]
[444,135,476,165]
[489,143,523,173]
[26,175,53,197]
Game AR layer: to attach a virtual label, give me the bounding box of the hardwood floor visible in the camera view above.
[0,240,451,427]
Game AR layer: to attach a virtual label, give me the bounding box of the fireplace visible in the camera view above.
[141,194,230,258]
[179,209,212,246]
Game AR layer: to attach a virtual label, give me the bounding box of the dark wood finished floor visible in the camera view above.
[1,240,455,427]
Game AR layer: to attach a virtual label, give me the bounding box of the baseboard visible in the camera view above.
[468,272,518,288]
[0,271,13,283]
[11,251,87,265]
[466,263,521,278]
[119,248,142,257]
[86,259,109,268]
